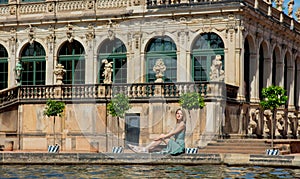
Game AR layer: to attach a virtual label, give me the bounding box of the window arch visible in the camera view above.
[58,40,85,84]
[21,42,46,85]
[98,38,127,83]
[146,36,177,82]
[0,44,8,90]
[191,32,224,81]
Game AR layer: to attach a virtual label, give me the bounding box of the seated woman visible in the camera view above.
[128,108,186,155]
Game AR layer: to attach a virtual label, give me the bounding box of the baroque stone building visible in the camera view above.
[0,0,299,152]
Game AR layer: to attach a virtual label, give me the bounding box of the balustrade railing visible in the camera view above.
[0,87,19,109]
[0,82,234,107]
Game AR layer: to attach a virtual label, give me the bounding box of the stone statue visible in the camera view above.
[296,8,300,22]
[275,111,284,137]
[102,59,113,84]
[153,58,166,83]
[210,55,224,81]
[288,0,294,17]
[54,64,66,85]
[274,0,284,11]
[287,112,296,137]
[263,110,271,137]
[248,108,258,136]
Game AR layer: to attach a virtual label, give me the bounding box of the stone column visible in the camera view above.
[9,28,17,88]
[249,53,259,102]
[287,65,295,109]
[199,55,225,147]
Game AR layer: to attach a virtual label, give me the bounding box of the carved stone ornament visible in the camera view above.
[9,6,16,15]
[108,29,115,41]
[86,0,94,9]
[28,24,35,45]
[85,24,95,41]
[66,24,74,43]
[54,64,66,85]
[153,59,166,83]
[47,2,54,12]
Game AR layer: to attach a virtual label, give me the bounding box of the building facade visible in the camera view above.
[0,0,299,152]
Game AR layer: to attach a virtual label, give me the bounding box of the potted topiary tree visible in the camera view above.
[179,92,205,119]
[107,93,131,147]
[179,91,205,153]
[260,85,288,154]
[44,99,65,153]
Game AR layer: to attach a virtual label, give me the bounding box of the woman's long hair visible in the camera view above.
[175,108,186,124]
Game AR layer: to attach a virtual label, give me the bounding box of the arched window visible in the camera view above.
[21,42,46,85]
[98,38,127,83]
[191,33,224,81]
[58,40,85,84]
[146,36,177,82]
[0,45,8,90]
[0,0,8,4]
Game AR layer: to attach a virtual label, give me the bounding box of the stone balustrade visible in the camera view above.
[15,82,211,101]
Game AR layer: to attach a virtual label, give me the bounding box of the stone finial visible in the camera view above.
[54,64,66,85]
[102,59,113,84]
[153,59,166,83]
[210,55,224,81]
[288,0,294,17]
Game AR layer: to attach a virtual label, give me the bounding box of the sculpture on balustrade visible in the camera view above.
[54,64,66,85]
[153,58,166,83]
[210,55,224,82]
[263,110,271,138]
[102,59,113,84]
[247,108,258,136]
[275,111,285,138]
[296,8,300,22]
[274,0,284,11]
[288,0,294,17]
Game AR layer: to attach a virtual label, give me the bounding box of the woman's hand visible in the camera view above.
[154,134,166,141]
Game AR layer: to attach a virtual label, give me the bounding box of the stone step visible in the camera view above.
[204,146,269,150]
[198,148,266,154]
[208,142,269,147]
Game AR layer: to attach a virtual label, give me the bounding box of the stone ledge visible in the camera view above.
[0,152,299,168]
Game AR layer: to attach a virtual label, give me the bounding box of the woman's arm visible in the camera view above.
[155,121,185,140]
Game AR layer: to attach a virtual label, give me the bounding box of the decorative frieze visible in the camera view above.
[19,3,47,14]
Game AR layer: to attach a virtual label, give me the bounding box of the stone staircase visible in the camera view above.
[197,139,272,155]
